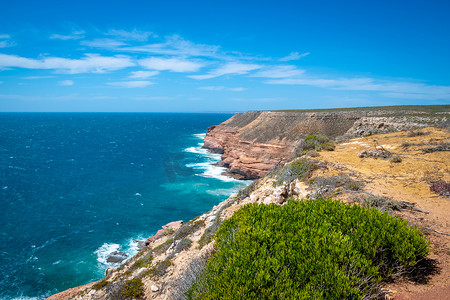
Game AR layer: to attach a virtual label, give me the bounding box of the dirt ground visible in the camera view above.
[319,127,449,299]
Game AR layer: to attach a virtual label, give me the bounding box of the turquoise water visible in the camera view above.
[0,113,248,299]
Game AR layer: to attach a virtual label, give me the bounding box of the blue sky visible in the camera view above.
[0,0,449,112]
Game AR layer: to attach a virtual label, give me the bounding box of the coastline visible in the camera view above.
[46,107,449,299]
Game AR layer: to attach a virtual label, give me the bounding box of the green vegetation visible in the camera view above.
[120,278,144,299]
[198,219,221,249]
[152,238,174,255]
[130,251,153,270]
[175,238,193,252]
[295,134,335,157]
[92,279,109,290]
[275,158,318,186]
[148,257,173,278]
[188,199,428,299]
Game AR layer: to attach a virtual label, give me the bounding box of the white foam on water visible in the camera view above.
[94,243,121,266]
[193,133,206,139]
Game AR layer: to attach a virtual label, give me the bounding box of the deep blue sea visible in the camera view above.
[0,113,248,299]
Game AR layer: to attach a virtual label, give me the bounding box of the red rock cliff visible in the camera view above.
[203,111,360,179]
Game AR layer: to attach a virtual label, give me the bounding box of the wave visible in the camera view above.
[94,236,144,272]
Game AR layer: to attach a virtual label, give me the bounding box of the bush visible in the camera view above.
[152,238,173,255]
[389,155,403,163]
[175,238,193,253]
[198,219,221,249]
[130,251,153,270]
[295,134,335,156]
[120,278,144,299]
[275,158,318,186]
[188,199,428,299]
[430,181,450,197]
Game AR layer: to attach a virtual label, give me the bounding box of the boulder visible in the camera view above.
[106,251,128,263]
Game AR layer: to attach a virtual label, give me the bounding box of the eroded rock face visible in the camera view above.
[203,110,448,180]
[203,111,360,179]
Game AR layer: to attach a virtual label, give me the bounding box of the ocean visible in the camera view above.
[0,113,248,299]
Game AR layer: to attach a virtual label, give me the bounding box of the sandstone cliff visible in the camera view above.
[203,108,448,179]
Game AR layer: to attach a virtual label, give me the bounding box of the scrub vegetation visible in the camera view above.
[187,199,429,299]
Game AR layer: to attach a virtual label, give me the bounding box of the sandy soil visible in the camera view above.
[319,127,449,299]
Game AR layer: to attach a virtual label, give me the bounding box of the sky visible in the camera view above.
[0,0,449,112]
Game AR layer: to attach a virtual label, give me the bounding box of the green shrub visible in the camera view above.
[275,158,318,186]
[174,220,205,240]
[175,238,193,253]
[152,238,173,255]
[295,134,335,156]
[92,279,109,290]
[188,199,428,299]
[120,278,144,299]
[131,251,153,270]
[148,257,173,278]
[198,219,221,249]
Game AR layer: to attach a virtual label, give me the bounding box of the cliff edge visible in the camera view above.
[203,107,448,179]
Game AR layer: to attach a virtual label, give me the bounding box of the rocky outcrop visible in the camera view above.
[144,220,183,246]
[204,109,448,179]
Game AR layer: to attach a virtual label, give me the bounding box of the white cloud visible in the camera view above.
[58,80,74,86]
[251,65,304,78]
[279,51,310,61]
[81,38,126,49]
[129,70,159,79]
[0,34,15,48]
[22,76,54,79]
[189,62,261,80]
[266,77,450,100]
[107,29,156,41]
[131,96,174,101]
[0,53,135,74]
[198,86,246,92]
[107,81,154,88]
[50,30,85,40]
[121,34,222,59]
[139,57,204,72]
[198,86,225,91]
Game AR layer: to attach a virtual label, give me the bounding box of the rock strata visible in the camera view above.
[203,109,448,179]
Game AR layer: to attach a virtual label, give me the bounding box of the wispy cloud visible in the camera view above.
[129,70,159,79]
[81,38,127,49]
[58,80,74,86]
[139,57,204,72]
[267,77,450,100]
[50,30,85,40]
[251,65,304,78]
[189,62,261,80]
[107,80,154,88]
[0,34,15,48]
[279,51,310,61]
[107,29,156,41]
[120,34,222,59]
[22,76,54,79]
[198,86,246,91]
[0,53,135,74]
[131,96,174,101]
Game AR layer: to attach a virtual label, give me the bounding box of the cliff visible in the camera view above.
[203,107,448,179]
[47,105,449,299]
[48,125,450,300]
